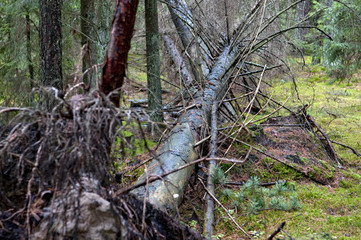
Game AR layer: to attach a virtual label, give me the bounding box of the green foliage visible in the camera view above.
[220,176,301,215]
[212,166,229,186]
[313,0,361,80]
[0,0,38,106]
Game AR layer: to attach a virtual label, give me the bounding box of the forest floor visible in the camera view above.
[204,57,361,240]
[107,55,361,239]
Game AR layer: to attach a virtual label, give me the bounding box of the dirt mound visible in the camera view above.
[254,114,338,184]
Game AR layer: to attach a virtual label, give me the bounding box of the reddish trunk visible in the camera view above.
[99,0,139,107]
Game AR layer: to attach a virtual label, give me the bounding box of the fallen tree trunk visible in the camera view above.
[166,0,212,77]
[131,46,237,213]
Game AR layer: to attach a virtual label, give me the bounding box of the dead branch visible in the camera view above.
[305,114,341,167]
[204,103,218,238]
[267,221,286,240]
[327,139,361,158]
[199,178,252,239]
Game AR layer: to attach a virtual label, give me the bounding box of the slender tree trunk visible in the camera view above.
[39,0,63,89]
[166,0,211,79]
[25,10,34,89]
[96,0,111,63]
[81,0,97,88]
[296,0,310,53]
[145,0,163,122]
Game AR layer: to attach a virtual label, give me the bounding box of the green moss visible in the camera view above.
[342,170,361,182]
[340,179,354,189]
[271,162,304,181]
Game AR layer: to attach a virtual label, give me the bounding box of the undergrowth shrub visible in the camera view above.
[220,175,301,215]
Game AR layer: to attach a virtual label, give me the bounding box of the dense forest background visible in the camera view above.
[1,0,361,106]
[1,0,361,239]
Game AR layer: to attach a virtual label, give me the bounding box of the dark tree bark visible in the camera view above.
[39,0,63,89]
[81,0,97,88]
[25,9,34,89]
[145,0,163,123]
[296,0,310,53]
[100,0,140,107]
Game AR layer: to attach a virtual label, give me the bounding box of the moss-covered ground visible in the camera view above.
[181,57,361,239]
[268,58,361,167]
[213,57,361,239]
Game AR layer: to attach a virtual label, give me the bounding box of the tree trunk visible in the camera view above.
[145,0,163,123]
[99,0,139,107]
[96,0,112,63]
[166,0,212,79]
[296,0,310,53]
[81,0,97,88]
[39,0,62,89]
[25,9,34,89]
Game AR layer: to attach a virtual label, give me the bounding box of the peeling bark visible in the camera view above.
[99,0,139,107]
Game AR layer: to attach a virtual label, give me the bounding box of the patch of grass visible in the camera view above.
[215,183,361,239]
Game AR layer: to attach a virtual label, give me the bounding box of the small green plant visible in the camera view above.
[220,176,301,215]
[250,230,265,239]
[211,233,225,240]
[188,220,197,230]
[212,166,229,186]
